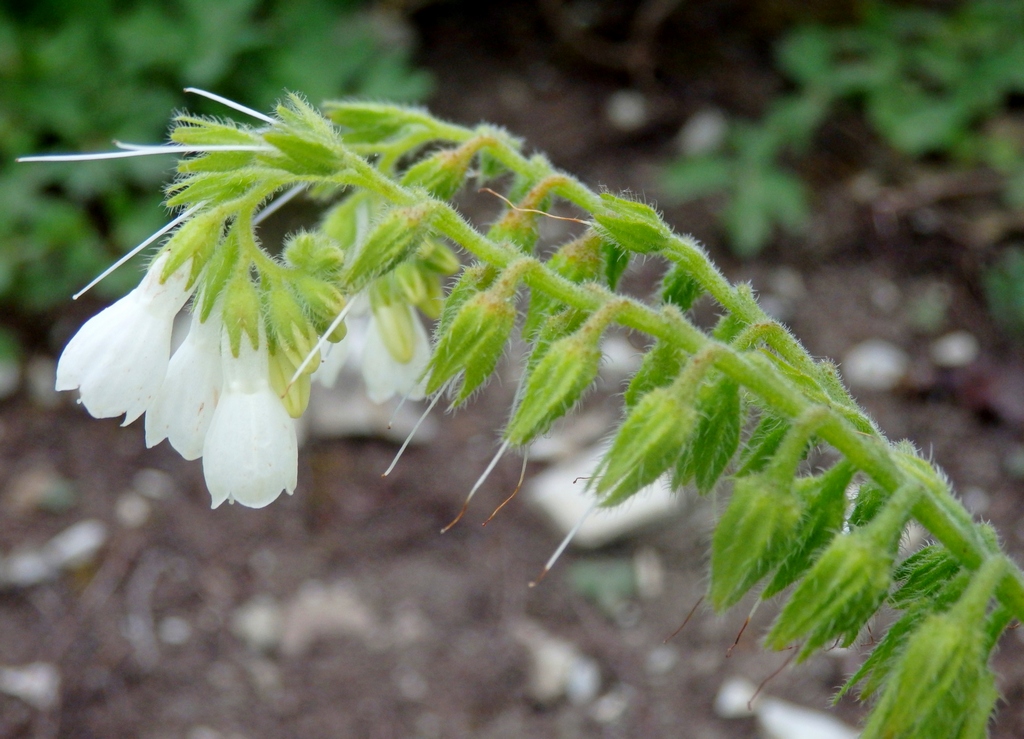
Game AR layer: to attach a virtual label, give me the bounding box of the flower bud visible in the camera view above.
[171,116,261,147]
[593,194,671,254]
[417,238,461,276]
[595,385,696,506]
[766,529,892,659]
[414,274,445,319]
[401,143,477,199]
[343,204,434,291]
[673,375,741,494]
[623,341,685,408]
[325,101,428,143]
[426,287,516,400]
[283,231,345,276]
[487,207,540,252]
[265,285,319,371]
[321,191,379,251]
[660,264,704,311]
[435,263,497,337]
[391,261,430,305]
[709,473,802,610]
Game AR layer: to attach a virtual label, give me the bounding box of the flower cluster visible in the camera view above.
[56,252,299,508]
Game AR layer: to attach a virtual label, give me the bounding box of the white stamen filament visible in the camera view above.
[72,203,203,300]
[287,299,357,387]
[529,499,598,587]
[383,389,445,477]
[184,87,276,124]
[18,145,269,163]
[466,440,510,508]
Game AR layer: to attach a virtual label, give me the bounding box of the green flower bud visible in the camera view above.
[861,558,1005,738]
[283,231,345,276]
[523,233,604,338]
[660,264,704,311]
[595,385,696,506]
[673,374,742,494]
[765,529,892,659]
[593,193,672,254]
[417,238,461,276]
[171,116,261,147]
[222,272,263,356]
[160,210,226,286]
[426,287,516,400]
[325,101,428,144]
[623,340,686,408]
[487,206,540,252]
[391,261,430,306]
[401,140,483,199]
[289,273,347,339]
[343,204,434,291]
[709,473,802,610]
[414,274,445,320]
[435,263,497,338]
[504,312,609,446]
[265,284,319,371]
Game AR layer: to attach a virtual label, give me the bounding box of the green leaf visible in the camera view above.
[660,156,732,200]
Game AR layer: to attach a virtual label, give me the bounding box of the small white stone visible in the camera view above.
[589,686,631,724]
[930,330,979,368]
[644,645,678,676]
[280,580,378,657]
[714,676,758,718]
[677,108,727,156]
[757,697,859,739]
[115,492,151,529]
[606,90,648,132]
[231,595,284,652]
[132,468,176,500]
[527,446,682,548]
[633,547,664,600]
[842,339,909,391]
[158,616,192,646]
[0,662,60,710]
[43,520,107,569]
[869,278,901,313]
[565,655,601,705]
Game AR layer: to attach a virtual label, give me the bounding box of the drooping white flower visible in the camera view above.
[362,303,431,404]
[202,329,297,509]
[55,253,193,424]
[145,306,224,460]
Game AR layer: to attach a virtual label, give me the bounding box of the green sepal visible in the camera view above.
[222,272,263,356]
[595,385,695,506]
[198,228,240,321]
[401,146,474,200]
[426,287,517,400]
[370,298,417,364]
[523,233,604,338]
[487,206,542,252]
[177,151,258,174]
[264,282,317,369]
[324,101,428,144]
[166,169,287,209]
[601,239,630,290]
[290,273,346,335]
[262,129,343,177]
[417,238,461,276]
[660,264,704,311]
[709,473,802,610]
[159,209,225,287]
[505,323,603,446]
[593,193,671,254]
[765,527,892,659]
[735,412,790,476]
[849,480,888,528]
[674,375,742,493]
[711,311,747,343]
[523,307,588,375]
[890,545,963,609]
[343,204,434,291]
[283,231,345,277]
[623,341,685,408]
[761,460,855,599]
[436,263,497,338]
[171,116,262,147]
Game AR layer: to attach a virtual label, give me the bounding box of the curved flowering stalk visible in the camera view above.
[24,92,1024,735]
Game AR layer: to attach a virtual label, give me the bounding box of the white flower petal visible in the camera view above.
[202,331,297,509]
[56,254,193,423]
[145,308,223,459]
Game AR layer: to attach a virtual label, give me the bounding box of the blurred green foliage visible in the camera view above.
[983,246,1024,339]
[663,0,1024,257]
[0,0,430,320]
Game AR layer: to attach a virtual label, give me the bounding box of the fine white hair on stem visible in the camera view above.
[17,144,269,163]
[72,203,203,300]
[441,439,510,533]
[287,299,357,387]
[253,184,306,226]
[529,499,598,587]
[383,388,446,478]
[183,87,275,124]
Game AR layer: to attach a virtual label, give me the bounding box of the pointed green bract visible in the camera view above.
[594,193,671,253]
[710,474,802,610]
[595,385,695,506]
[623,340,685,408]
[674,375,742,493]
[343,204,434,291]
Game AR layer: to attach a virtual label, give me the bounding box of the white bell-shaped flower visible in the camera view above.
[362,304,430,404]
[202,329,297,509]
[55,253,193,424]
[145,307,224,460]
